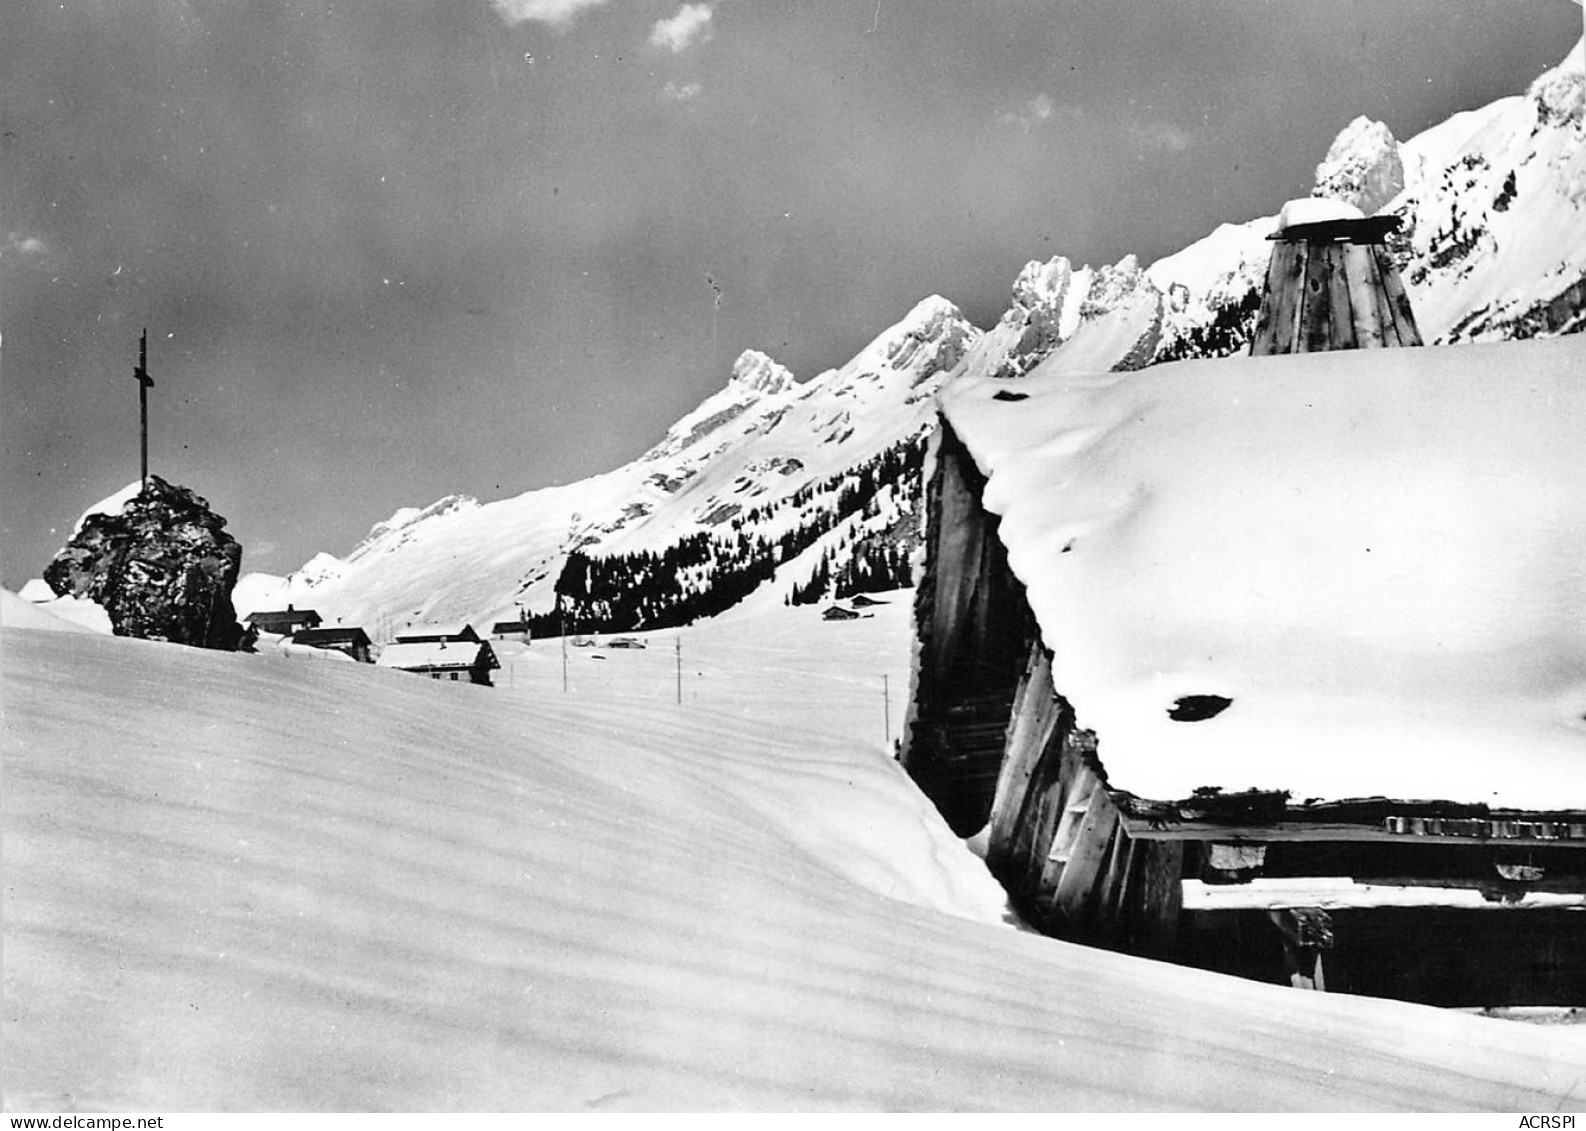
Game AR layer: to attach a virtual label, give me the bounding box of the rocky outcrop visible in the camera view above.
[988,258,1078,380]
[1313,116,1405,214]
[730,349,797,395]
[43,476,246,650]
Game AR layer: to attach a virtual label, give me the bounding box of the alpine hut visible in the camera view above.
[290,625,373,663]
[377,636,500,686]
[492,616,533,643]
[902,202,1586,1006]
[246,605,322,637]
[393,622,482,645]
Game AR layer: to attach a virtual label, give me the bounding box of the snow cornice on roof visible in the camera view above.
[938,335,1586,811]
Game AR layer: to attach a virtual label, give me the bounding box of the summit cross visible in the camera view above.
[134,329,154,493]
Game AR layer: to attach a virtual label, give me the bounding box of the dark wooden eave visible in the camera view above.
[1113,789,1586,846]
[1267,214,1403,244]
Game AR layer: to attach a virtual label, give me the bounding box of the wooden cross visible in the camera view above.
[134,328,154,493]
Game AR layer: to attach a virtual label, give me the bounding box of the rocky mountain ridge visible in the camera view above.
[233,40,1586,637]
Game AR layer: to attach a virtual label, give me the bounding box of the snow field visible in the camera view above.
[7,597,1586,1111]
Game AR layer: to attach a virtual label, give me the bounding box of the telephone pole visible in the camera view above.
[883,673,890,746]
[134,329,154,494]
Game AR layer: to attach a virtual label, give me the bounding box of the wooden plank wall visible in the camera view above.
[983,644,1187,955]
[902,423,1036,835]
[1250,238,1423,356]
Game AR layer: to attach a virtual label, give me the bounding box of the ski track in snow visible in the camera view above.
[5,594,1586,1112]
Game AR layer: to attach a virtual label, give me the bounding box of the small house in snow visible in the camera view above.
[903,208,1586,1007]
[393,622,481,645]
[290,626,373,663]
[377,638,499,686]
[491,618,533,643]
[247,605,322,637]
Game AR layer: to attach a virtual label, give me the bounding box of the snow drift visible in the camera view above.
[5,603,1585,1110]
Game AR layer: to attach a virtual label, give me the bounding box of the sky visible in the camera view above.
[2,0,1580,586]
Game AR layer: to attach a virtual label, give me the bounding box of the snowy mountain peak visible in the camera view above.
[1528,37,1585,126]
[865,295,977,384]
[902,293,965,326]
[1081,254,1152,315]
[238,42,1586,637]
[729,349,797,395]
[1313,115,1404,214]
[348,495,480,563]
[1010,257,1075,311]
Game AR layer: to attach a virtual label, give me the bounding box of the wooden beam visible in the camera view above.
[1300,242,1336,353]
[1250,241,1306,356]
[1130,840,1186,956]
[1373,244,1424,346]
[1018,762,1091,904]
[1346,243,1389,349]
[985,645,1063,871]
[1045,784,1121,930]
[1092,823,1136,944]
[1325,243,1359,349]
[1268,215,1403,244]
[1184,879,1586,912]
[1119,814,1586,847]
[923,435,988,683]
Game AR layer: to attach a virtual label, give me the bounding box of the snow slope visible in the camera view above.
[1148,39,1586,353]
[1396,39,1586,341]
[234,297,977,634]
[942,335,1586,810]
[6,604,1586,1111]
[0,588,97,633]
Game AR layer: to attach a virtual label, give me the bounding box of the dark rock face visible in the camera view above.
[43,475,245,650]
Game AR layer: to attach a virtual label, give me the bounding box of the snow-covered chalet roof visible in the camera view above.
[939,335,1586,811]
[393,622,480,643]
[377,640,496,671]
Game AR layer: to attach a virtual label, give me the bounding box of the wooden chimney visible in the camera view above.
[1249,213,1422,356]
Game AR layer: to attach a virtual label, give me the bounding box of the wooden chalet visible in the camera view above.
[289,625,373,663]
[246,605,322,637]
[376,638,500,686]
[491,617,533,643]
[393,622,482,645]
[902,207,1586,1006]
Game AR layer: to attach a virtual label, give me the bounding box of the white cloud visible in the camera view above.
[1000,93,1072,133]
[661,80,704,103]
[1128,119,1193,154]
[3,231,48,258]
[650,3,714,52]
[490,0,610,27]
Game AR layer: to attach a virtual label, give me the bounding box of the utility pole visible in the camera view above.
[134,329,154,494]
[883,673,891,747]
[675,636,682,705]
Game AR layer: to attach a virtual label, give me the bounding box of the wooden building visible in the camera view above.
[491,618,533,643]
[376,639,500,686]
[902,208,1586,1006]
[290,626,373,663]
[246,605,322,637]
[393,622,482,645]
[1249,210,1422,355]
